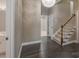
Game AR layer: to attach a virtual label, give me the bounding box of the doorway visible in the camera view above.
[0,0,6,58]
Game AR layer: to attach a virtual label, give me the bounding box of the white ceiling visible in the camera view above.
[0,0,6,10]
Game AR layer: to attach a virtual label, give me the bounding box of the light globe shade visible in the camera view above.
[42,0,56,8]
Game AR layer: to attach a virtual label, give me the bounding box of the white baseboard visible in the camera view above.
[18,40,41,57]
[51,38,78,46]
[75,40,79,43]
[63,40,78,46]
[51,38,61,45]
[18,44,22,58]
[51,28,61,39]
[22,40,41,46]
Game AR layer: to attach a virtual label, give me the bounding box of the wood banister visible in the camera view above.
[61,14,76,46]
[61,25,63,46]
[63,14,75,27]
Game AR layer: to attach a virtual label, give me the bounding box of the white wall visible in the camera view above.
[22,0,41,43]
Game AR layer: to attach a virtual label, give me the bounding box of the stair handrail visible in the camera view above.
[61,14,76,46]
[63,14,75,27]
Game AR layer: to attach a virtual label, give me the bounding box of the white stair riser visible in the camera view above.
[63,29,75,32]
[56,34,72,38]
[54,36,71,42]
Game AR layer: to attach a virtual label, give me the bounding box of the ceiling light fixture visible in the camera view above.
[42,0,56,8]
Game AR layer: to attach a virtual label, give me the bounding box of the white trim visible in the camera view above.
[6,0,16,57]
[6,0,11,57]
[51,28,61,45]
[75,40,79,43]
[18,40,41,57]
[9,0,16,57]
[51,28,61,39]
[22,40,41,46]
[76,10,79,42]
[51,38,61,45]
[63,40,78,46]
[18,44,22,58]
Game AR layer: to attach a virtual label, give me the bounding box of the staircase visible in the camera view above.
[52,25,76,46]
[52,14,77,46]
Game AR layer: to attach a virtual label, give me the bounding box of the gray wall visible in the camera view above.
[14,0,23,57]
[22,0,41,42]
[0,10,5,31]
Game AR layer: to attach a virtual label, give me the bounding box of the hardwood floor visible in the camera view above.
[20,39,79,58]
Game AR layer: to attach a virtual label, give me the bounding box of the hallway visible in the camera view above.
[20,39,79,58]
[2,0,79,58]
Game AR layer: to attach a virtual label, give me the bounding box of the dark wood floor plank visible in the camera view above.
[20,39,79,58]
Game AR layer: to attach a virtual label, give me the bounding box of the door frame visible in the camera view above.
[6,0,16,57]
[76,10,79,43]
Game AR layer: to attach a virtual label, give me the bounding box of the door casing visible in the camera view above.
[6,0,16,57]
